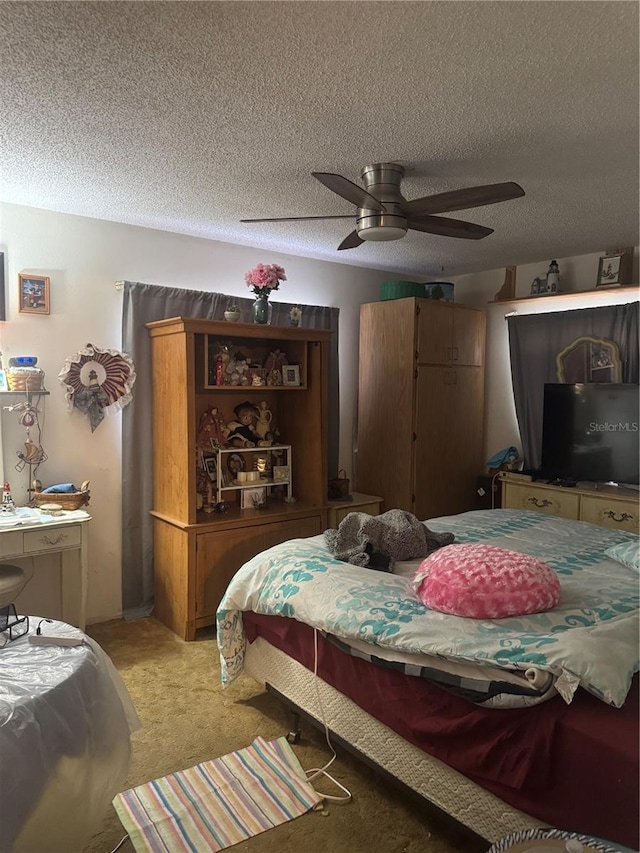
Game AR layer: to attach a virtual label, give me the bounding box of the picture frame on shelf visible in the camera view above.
[282,364,300,386]
[273,465,290,482]
[18,273,50,315]
[226,452,245,482]
[203,456,217,481]
[596,248,633,288]
[241,486,266,509]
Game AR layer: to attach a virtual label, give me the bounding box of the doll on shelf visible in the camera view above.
[227,401,273,447]
[196,406,229,449]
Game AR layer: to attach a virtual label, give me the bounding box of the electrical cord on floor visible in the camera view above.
[302,629,352,804]
[108,834,130,853]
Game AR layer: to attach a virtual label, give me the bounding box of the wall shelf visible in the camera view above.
[0,390,50,396]
[490,284,639,307]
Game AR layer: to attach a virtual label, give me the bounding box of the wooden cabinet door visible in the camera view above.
[414,366,484,519]
[414,367,455,519]
[452,308,485,366]
[196,515,322,620]
[417,303,485,367]
[416,302,453,364]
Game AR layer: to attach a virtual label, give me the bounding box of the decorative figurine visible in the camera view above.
[226,402,261,447]
[196,406,228,449]
[255,401,274,442]
[1,482,16,513]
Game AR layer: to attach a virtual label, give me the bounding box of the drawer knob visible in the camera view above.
[528,497,552,508]
[604,510,633,523]
[40,533,66,546]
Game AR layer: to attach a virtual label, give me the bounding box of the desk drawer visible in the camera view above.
[23,525,82,553]
[0,531,24,558]
[580,496,639,533]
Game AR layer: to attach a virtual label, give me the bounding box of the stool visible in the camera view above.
[0,564,28,609]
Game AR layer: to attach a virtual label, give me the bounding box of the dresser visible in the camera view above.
[500,473,639,533]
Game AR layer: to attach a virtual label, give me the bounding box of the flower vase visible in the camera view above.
[252,293,272,325]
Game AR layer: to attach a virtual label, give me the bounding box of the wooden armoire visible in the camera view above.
[356,297,486,519]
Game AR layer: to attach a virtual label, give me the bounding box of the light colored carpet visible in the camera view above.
[84,617,488,853]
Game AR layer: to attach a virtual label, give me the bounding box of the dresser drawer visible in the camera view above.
[580,496,639,533]
[503,483,580,520]
[23,524,82,553]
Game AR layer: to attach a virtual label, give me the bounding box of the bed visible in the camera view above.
[217,509,640,849]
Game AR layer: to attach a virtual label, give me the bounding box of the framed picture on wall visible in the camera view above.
[596,248,633,288]
[18,273,50,315]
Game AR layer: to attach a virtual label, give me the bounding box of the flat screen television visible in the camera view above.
[540,383,640,486]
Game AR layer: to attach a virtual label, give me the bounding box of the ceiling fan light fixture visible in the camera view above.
[358,224,407,242]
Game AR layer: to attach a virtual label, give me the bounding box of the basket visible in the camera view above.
[32,480,91,510]
[328,469,350,500]
[6,367,45,392]
[380,281,425,301]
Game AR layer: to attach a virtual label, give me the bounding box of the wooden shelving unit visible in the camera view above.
[490,283,639,307]
[146,317,332,640]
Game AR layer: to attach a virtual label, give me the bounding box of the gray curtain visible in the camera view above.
[121,281,339,617]
[507,302,639,470]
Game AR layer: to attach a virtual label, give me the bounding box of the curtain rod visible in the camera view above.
[115,281,125,291]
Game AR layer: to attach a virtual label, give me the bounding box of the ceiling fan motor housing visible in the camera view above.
[357,163,408,241]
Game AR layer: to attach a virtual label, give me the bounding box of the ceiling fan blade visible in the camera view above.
[408,214,494,240]
[241,215,355,223]
[404,182,525,216]
[312,172,387,212]
[337,230,364,250]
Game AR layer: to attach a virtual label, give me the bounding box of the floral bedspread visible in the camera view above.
[217,510,639,707]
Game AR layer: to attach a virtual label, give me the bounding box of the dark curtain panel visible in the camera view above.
[121,282,338,617]
[507,302,639,470]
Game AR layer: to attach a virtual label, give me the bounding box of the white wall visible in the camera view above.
[451,248,639,463]
[0,202,409,623]
[1,202,637,624]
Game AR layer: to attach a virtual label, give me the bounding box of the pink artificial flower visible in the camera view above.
[244,263,287,296]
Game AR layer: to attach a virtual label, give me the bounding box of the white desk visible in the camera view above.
[0,508,91,629]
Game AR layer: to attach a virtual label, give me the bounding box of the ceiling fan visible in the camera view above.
[240,162,525,251]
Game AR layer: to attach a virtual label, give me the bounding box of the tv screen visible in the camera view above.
[541,383,640,486]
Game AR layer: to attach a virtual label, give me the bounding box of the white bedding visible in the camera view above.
[218,510,640,707]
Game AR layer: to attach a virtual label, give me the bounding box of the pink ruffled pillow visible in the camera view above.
[413,543,560,619]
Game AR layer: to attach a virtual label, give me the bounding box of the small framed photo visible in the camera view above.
[203,456,217,481]
[226,452,245,482]
[18,273,50,315]
[241,486,266,509]
[273,465,290,483]
[282,364,300,386]
[596,248,633,288]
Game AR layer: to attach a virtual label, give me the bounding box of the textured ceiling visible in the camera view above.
[1,1,638,278]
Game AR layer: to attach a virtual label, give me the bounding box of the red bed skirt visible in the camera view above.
[244,612,639,850]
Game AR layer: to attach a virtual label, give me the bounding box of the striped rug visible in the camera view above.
[113,736,323,852]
